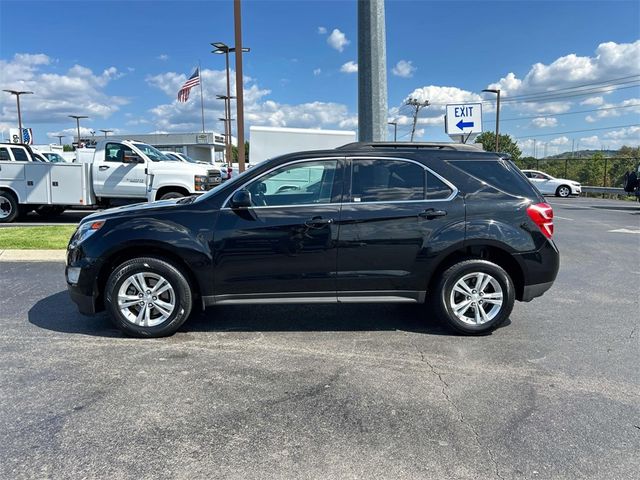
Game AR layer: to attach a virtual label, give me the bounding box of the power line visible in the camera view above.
[497,75,640,101]
[515,123,640,139]
[500,103,640,122]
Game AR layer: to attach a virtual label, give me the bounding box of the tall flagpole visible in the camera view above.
[198,61,205,133]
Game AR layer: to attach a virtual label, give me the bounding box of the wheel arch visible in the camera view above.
[96,244,202,312]
[155,185,190,201]
[428,244,526,301]
[0,186,22,203]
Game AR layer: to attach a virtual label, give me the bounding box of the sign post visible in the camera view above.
[445,103,482,143]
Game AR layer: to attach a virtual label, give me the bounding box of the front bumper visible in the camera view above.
[571,185,582,194]
[66,248,102,315]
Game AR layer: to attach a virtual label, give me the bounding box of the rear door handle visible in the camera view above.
[419,208,447,219]
[99,165,110,171]
[305,216,334,228]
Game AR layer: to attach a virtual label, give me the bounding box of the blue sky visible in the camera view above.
[1,0,639,155]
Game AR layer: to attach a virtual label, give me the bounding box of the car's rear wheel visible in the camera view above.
[556,185,571,197]
[0,191,19,223]
[105,257,193,337]
[433,259,515,335]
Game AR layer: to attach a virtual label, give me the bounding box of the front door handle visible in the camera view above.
[305,216,334,228]
[419,208,447,219]
[99,165,110,171]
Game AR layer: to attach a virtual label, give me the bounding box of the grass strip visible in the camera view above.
[0,225,76,250]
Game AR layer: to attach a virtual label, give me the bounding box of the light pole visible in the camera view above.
[55,135,65,145]
[212,41,250,167]
[99,129,113,138]
[387,121,397,142]
[3,90,34,142]
[482,89,501,152]
[215,93,233,163]
[68,115,88,149]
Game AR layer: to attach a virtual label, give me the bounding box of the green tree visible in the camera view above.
[62,144,74,152]
[231,141,250,163]
[474,132,522,160]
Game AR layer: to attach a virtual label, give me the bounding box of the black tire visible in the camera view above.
[105,257,193,337]
[555,185,571,198]
[0,191,19,223]
[159,191,185,200]
[432,259,515,335]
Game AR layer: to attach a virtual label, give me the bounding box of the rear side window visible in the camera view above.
[0,147,10,161]
[451,160,539,198]
[11,148,29,161]
[426,171,453,200]
[351,159,424,202]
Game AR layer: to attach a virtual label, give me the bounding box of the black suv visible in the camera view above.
[66,142,559,337]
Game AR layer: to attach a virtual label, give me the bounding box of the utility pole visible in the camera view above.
[234,0,246,172]
[405,98,429,142]
[358,0,388,141]
[533,138,537,159]
[3,90,33,142]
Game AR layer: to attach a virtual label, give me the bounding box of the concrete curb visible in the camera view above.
[0,249,66,262]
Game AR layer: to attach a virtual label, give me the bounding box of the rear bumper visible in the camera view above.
[521,281,554,302]
[513,239,560,302]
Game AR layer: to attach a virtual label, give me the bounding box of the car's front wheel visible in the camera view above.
[105,257,193,337]
[433,259,515,335]
[556,185,571,197]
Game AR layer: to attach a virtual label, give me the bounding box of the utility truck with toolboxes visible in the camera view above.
[0,140,221,223]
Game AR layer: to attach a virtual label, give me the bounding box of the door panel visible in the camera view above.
[336,197,465,295]
[213,205,340,297]
[212,158,344,299]
[94,143,147,198]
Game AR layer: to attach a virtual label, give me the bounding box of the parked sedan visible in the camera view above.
[522,170,581,197]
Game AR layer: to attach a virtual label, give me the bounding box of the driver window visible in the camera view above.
[105,143,134,163]
[246,160,338,207]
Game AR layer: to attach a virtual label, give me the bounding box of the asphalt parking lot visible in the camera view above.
[1,197,638,479]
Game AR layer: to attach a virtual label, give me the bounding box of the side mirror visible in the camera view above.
[123,153,143,164]
[230,189,252,208]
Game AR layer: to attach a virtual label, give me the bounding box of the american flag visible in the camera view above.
[177,68,200,102]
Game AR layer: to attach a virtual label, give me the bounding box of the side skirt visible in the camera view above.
[202,290,425,307]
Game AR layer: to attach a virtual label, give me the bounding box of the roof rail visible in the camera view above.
[336,141,484,152]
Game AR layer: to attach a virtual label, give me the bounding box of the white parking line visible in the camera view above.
[554,216,574,221]
[608,228,640,234]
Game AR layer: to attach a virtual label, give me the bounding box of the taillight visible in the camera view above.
[527,202,554,239]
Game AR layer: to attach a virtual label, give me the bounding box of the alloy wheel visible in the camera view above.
[117,272,176,327]
[449,272,504,325]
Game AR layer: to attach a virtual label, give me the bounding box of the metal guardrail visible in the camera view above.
[581,186,626,195]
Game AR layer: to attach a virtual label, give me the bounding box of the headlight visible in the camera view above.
[571,182,581,187]
[194,175,208,191]
[72,220,105,244]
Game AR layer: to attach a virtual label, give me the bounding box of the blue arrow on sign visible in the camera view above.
[456,119,474,130]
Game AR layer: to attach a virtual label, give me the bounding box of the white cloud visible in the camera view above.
[581,96,604,106]
[327,29,350,52]
[487,41,640,110]
[317,26,327,34]
[530,117,558,128]
[584,97,640,123]
[549,136,570,146]
[392,60,416,78]
[603,125,640,143]
[313,68,321,76]
[340,61,358,74]
[579,135,601,148]
[145,68,357,133]
[157,54,169,61]
[0,53,127,125]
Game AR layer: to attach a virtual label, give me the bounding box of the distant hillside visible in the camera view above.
[546,149,619,159]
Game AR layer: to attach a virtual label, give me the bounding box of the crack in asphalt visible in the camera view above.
[405,332,504,480]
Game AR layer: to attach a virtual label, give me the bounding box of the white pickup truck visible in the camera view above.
[0,140,221,223]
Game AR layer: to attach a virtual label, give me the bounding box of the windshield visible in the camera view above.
[134,143,175,162]
[183,154,200,164]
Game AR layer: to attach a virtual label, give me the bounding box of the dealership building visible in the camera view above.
[75,131,233,163]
